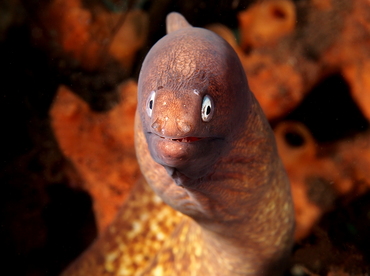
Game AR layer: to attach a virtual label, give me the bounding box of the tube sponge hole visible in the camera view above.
[285,74,369,142]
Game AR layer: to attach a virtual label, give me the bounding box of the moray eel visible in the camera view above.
[62,12,294,276]
[135,12,294,275]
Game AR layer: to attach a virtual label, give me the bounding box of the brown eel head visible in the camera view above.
[137,21,251,184]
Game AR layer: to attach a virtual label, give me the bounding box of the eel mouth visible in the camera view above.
[146,132,225,179]
[147,132,224,144]
[158,136,204,143]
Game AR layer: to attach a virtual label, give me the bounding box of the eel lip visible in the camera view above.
[150,133,205,143]
[160,136,204,143]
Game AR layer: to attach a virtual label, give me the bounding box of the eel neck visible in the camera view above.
[192,170,294,275]
[179,96,295,274]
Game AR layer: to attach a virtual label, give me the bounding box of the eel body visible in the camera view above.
[135,12,295,275]
[62,12,295,276]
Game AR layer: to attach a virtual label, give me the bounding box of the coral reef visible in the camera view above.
[50,81,140,233]
[2,0,370,275]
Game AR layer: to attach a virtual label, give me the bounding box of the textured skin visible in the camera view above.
[135,12,295,275]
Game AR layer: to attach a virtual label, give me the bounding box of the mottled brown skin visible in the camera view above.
[135,12,295,275]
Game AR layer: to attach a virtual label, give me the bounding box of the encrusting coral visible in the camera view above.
[50,81,140,232]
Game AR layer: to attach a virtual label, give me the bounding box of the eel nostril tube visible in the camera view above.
[176,118,191,134]
[151,117,162,131]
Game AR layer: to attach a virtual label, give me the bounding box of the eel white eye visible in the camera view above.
[201,95,214,122]
[146,91,156,117]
